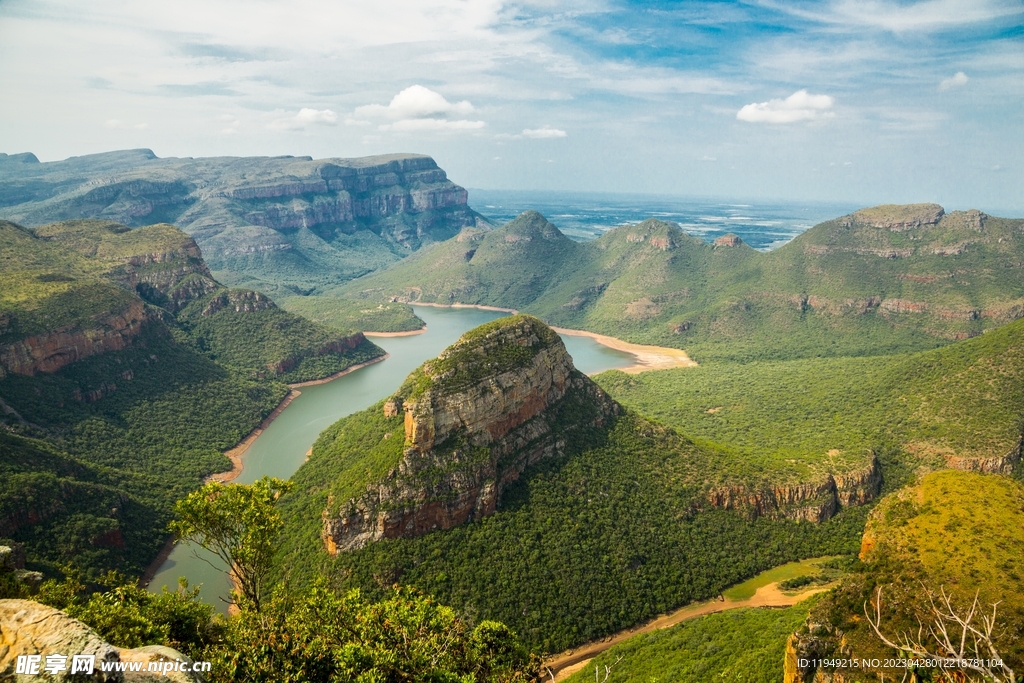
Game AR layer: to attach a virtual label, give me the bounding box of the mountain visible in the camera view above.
[273,315,876,652]
[598,315,1024,486]
[331,205,1024,361]
[0,150,491,296]
[0,218,384,576]
[788,470,1024,681]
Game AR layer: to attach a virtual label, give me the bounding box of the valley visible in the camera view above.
[2,189,1023,683]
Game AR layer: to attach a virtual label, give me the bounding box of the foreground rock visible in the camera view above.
[322,315,619,552]
[0,600,204,682]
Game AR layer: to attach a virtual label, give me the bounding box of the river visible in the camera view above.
[148,305,636,607]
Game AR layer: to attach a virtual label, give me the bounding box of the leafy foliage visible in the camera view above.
[275,410,868,653]
[171,477,293,610]
[206,582,539,683]
[35,570,218,653]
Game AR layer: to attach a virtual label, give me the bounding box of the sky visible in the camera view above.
[1,0,1022,212]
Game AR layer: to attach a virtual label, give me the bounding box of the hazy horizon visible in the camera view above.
[2,1,1022,212]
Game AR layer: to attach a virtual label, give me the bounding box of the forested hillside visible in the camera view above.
[0,218,384,577]
[329,204,1024,361]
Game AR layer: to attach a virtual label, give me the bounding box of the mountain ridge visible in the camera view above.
[0,150,491,296]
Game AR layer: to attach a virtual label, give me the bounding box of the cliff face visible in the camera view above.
[322,315,619,553]
[706,455,882,523]
[0,299,153,376]
[0,151,490,293]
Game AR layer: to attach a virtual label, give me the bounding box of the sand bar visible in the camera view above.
[364,328,426,337]
[550,327,696,373]
[547,581,830,680]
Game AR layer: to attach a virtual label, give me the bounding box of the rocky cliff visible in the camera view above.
[321,315,619,552]
[705,455,882,522]
[0,599,204,682]
[0,299,153,376]
[0,151,490,294]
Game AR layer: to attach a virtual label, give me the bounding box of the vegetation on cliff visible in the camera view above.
[597,315,1024,483]
[0,218,384,577]
[276,408,868,652]
[798,470,1024,680]
[279,295,424,333]
[332,206,1024,361]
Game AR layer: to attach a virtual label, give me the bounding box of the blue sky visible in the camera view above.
[1,0,1022,212]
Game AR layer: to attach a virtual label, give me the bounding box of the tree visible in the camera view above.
[170,476,292,611]
[866,585,1017,683]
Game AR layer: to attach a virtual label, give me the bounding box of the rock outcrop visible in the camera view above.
[849,203,945,231]
[706,455,882,522]
[0,600,204,682]
[322,315,619,553]
[0,299,153,376]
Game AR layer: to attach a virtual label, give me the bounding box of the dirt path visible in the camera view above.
[546,582,830,681]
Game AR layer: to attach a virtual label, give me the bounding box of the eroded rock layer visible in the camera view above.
[322,315,619,552]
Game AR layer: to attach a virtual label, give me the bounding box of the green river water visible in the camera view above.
[148,306,635,608]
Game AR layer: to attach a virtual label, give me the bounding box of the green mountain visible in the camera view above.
[0,218,384,577]
[330,205,1024,361]
[791,470,1024,681]
[272,316,876,653]
[597,315,1024,485]
[0,150,491,297]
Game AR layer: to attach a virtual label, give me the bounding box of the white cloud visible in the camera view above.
[267,108,337,131]
[522,126,567,139]
[767,0,1023,33]
[356,85,474,120]
[380,118,485,132]
[736,90,835,124]
[701,155,717,162]
[939,71,969,90]
[295,108,337,125]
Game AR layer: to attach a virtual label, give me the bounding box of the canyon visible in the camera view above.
[0,151,490,295]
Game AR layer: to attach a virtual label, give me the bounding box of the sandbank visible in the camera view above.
[364,327,426,337]
[404,302,696,373]
[550,327,696,373]
[207,353,389,484]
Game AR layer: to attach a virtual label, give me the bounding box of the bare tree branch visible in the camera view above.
[865,585,1016,683]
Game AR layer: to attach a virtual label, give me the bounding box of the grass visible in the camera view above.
[807,470,1024,679]
[723,557,839,600]
[563,602,814,683]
